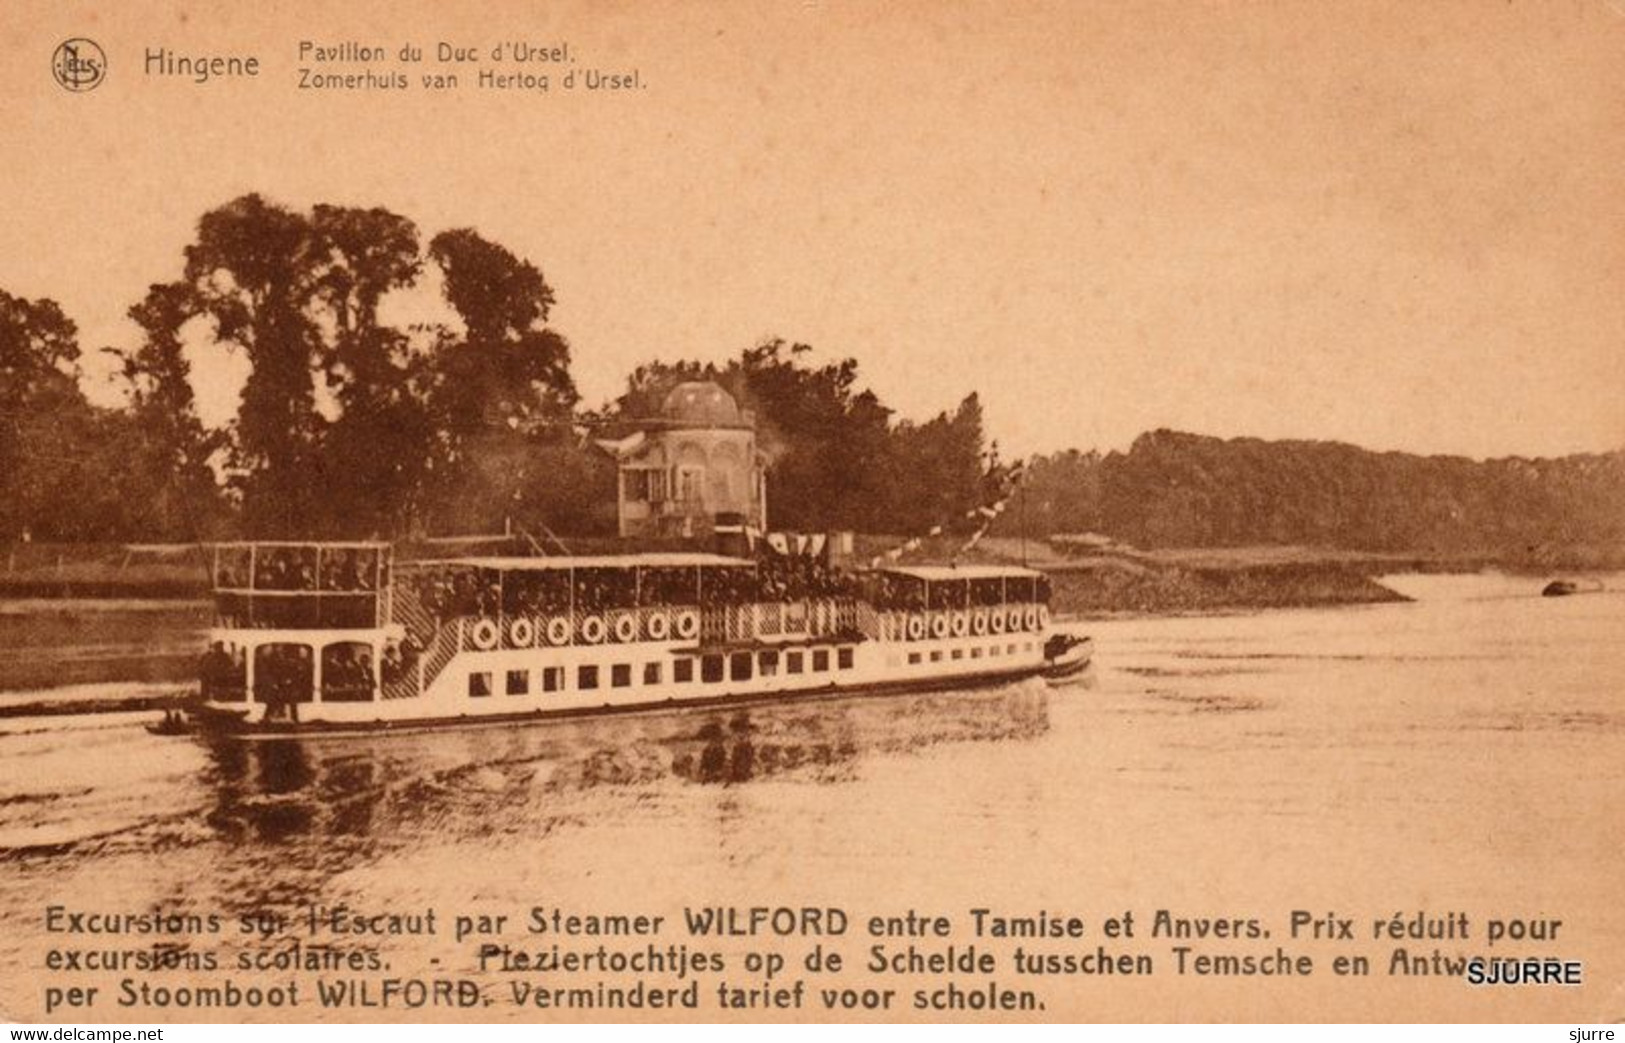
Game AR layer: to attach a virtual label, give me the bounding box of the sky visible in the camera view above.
[1,0,1621,461]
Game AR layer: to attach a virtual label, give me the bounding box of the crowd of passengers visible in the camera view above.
[862,573,1051,613]
[198,639,417,705]
[409,553,853,624]
[214,546,383,592]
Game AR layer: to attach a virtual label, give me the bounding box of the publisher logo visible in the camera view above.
[52,38,106,92]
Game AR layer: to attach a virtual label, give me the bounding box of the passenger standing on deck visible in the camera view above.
[198,641,232,700]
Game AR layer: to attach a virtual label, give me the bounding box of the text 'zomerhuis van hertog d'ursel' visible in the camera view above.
[138,40,643,93]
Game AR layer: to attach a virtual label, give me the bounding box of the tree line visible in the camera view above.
[1,194,992,543]
[1005,430,1625,558]
[6,195,1620,554]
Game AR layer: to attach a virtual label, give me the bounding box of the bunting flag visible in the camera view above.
[952,456,1030,558]
[863,457,1031,570]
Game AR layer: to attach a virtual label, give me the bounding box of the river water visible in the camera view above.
[0,574,1620,1022]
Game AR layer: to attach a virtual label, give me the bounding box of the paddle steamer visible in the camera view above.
[191,542,1089,736]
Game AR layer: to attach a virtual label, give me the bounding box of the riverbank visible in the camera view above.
[0,541,1601,714]
[1046,557,1407,616]
[0,599,208,705]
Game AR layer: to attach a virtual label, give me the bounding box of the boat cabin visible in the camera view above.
[859,564,1052,642]
[205,542,393,707]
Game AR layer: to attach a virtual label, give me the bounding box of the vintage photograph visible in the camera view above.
[1,0,1621,1024]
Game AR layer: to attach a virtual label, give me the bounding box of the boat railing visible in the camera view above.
[869,604,1050,642]
[434,598,863,653]
[213,590,385,630]
[701,599,857,644]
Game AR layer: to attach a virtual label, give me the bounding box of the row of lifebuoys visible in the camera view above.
[468,610,702,650]
[897,606,1049,642]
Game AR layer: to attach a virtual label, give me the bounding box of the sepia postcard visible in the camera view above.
[1,0,1622,1025]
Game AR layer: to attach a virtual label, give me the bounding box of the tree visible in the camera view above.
[307,205,432,536]
[110,282,228,538]
[881,393,986,534]
[419,229,584,535]
[0,289,144,540]
[181,194,328,535]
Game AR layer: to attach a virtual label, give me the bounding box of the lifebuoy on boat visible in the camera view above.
[1007,607,1024,632]
[674,610,700,640]
[971,610,989,636]
[470,618,500,650]
[508,617,535,648]
[950,611,970,638]
[930,614,950,639]
[907,614,926,641]
[545,616,572,646]
[1038,605,1051,629]
[579,615,607,644]
[647,611,671,641]
[1024,606,1040,631]
[613,613,638,644]
[990,608,1007,634]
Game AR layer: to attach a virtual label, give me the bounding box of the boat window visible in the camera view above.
[698,565,757,608]
[927,579,970,612]
[253,546,318,592]
[640,567,701,608]
[644,662,662,685]
[908,652,922,665]
[319,546,379,592]
[506,669,529,696]
[469,671,493,698]
[254,643,314,705]
[1007,643,1018,655]
[502,569,571,616]
[542,667,564,693]
[574,567,638,612]
[812,649,830,672]
[990,645,1001,657]
[701,655,725,683]
[321,642,375,702]
[970,578,1004,606]
[201,642,250,702]
[729,652,753,681]
[951,649,963,660]
[674,658,694,683]
[612,664,632,688]
[759,650,779,676]
[786,651,804,674]
[578,665,600,690]
[837,647,854,670]
[970,647,983,659]
[214,546,252,589]
[930,650,943,663]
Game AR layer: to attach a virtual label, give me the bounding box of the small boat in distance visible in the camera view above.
[180,542,1090,738]
[1542,578,1605,598]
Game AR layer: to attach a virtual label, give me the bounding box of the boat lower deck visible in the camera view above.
[189,656,1077,740]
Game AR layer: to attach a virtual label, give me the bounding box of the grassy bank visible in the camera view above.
[0,599,210,697]
[1044,558,1406,616]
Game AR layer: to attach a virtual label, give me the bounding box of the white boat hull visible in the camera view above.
[195,629,1059,738]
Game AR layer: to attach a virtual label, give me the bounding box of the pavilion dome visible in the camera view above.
[661,381,744,427]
